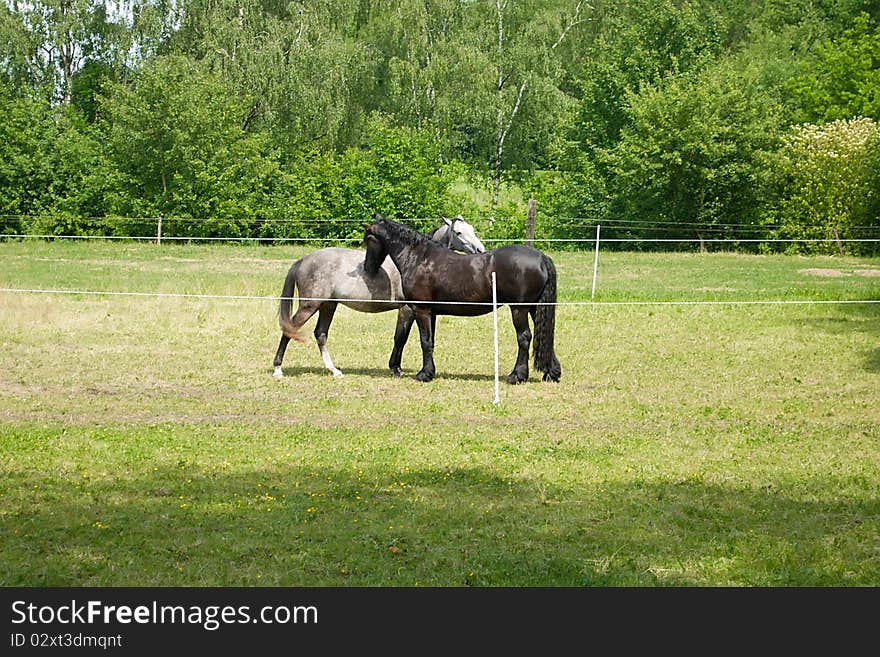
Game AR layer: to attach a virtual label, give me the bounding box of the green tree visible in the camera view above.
[574,0,724,150]
[789,13,880,122]
[168,0,376,158]
[0,0,170,104]
[359,0,590,217]
[267,117,459,241]
[546,0,726,241]
[340,116,457,225]
[0,86,56,221]
[0,82,108,233]
[98,54,285,234]
[605,57,785,244]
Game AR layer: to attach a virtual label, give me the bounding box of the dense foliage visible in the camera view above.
[1,0,878,252]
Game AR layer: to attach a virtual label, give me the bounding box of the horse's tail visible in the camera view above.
[278,259,304,340]
[533,254,562,382]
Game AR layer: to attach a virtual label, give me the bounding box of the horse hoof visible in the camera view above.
[330,369,344,378]
[415,371,434,383]
[542,370,561,383]
[390,368,403,378]
[272,367,283,379]
[506,371,527,384]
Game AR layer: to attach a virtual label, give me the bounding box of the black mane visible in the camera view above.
[377,218,437,249]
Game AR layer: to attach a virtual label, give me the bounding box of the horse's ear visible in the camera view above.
[443,217,452,226]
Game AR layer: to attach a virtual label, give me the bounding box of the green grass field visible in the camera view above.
[1,240,879,586]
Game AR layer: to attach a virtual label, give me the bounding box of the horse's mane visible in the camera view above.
[378,218,438,249]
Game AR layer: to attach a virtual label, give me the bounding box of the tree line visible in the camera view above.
[1,0,879,253]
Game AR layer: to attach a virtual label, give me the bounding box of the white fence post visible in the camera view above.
[492,271,500,405]
[591,224,600,300]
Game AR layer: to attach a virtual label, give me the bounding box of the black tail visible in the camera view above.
[277,259,301,338]
[533,254,561,382]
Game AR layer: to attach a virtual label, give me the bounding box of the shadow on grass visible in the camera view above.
[1,462,877,587]
[864,348,880,373]
[803,302,880,372]
[271,366,496,382]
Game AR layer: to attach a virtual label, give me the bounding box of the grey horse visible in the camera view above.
[273,216,485,378]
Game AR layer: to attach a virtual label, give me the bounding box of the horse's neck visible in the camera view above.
[385,238,431,277]
[430,225,449,246]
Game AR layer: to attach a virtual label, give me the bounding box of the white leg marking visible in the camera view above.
[320,344,344,378]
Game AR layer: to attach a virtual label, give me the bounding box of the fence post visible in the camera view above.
[591,224,600,301]
[831,226,844,256]
[491,271,500,405]
[156,217,162,245]
[525,199,537,246]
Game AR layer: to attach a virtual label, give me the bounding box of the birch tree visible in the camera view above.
[1,0,174,103]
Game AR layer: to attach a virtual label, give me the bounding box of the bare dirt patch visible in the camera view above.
[799,267,880,278]
[799,268,848,277]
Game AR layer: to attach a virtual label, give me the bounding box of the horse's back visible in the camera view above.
[491,244,548,270]
[490,245,553,303]
[295,247,402,312]
[414,244,551,314]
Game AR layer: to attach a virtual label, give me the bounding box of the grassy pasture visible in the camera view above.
[1,240,879,586]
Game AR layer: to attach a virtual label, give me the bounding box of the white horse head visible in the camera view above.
[433,215,486,254]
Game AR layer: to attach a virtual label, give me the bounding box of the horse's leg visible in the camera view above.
[388,305,414,377]
[507,306,532,384]
[274,302,319,377]
[314,302,343,377]
[272,335,290,378]
[274,302,320,377]
[413,307,436,382]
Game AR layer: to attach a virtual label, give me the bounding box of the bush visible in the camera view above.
[262,116,461,243]
[772,117,879,255]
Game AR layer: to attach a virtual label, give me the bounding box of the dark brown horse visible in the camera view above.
[363,216,561,383]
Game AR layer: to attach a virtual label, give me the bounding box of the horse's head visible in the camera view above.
[443,215,486,254]
[363,217,389,275]
[365,214,435,270]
